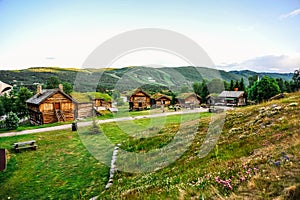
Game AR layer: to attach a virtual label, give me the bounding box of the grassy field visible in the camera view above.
[0,112,209,199]
[100,92,300,199]
[1,92,300,199]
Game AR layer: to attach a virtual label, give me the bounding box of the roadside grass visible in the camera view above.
[0,121,73,134]
[0,130,109,200]
[0,107,181,133]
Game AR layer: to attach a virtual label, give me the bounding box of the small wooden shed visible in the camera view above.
[176,93,201,108]
[26,84,76,125]
[217,91,247,106]
[71,92,112,118]
[151,93,172,108]
[129,89,151,110]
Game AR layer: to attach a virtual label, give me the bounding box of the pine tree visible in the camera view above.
[229,80,234,90]
[239,78,245,91]
[234,80,239,90]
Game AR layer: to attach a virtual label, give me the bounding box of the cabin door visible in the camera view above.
[54,103,60,110]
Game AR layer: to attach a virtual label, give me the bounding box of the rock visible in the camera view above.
[260,107,266,111]
[239,135,247,139]
[273,106,282,111]
[90,196,99,200]
[289,102,298,107]
[105,182,113,189]
[229,127,241,134]
[271,104,278,108]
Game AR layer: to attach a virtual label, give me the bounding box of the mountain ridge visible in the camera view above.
[0,66,293,92]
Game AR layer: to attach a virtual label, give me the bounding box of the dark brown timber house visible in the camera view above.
[151,93,172,108]
[26,84,76,125]
[176,93,201,108]
[129,89,151,110]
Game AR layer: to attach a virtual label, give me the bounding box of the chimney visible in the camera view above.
[37,84,42,95]
[58,84,63,91]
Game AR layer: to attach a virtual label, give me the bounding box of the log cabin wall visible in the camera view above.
[130,91,151,110]
[77,102,93,118]
[101,101,112,108]
[185,95,200,105]
[27,104,43,125]
[237,97,246,106]
[94,99,101,107]
[155,97,171,106]
[40,92,75,124]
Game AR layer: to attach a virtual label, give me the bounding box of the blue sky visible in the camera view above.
[0,0,300,72]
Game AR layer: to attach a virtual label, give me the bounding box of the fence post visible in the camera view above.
[0,149,6,171]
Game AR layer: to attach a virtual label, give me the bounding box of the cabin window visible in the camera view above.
[43,103,53,111]
[138,102,142,107]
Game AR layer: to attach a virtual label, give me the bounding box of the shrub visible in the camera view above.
[5,111,20,130]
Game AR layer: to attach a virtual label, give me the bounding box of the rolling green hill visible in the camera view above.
[0,66,293,92]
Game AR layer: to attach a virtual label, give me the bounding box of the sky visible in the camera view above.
[0,0,300,72]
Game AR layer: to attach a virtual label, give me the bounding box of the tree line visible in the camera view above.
[193,69,300,103]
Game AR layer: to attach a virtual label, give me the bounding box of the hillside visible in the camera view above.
[0,66,293,92]
[101,92,300,199]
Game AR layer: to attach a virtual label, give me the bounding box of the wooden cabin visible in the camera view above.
[206,95,215,105]
[94,97,112,109]
[176,93,201,108]
[71,92,112,118]
[26,84,76,125]
[151,93,172,108]
[129,89,151,110]
[216,91,247,106]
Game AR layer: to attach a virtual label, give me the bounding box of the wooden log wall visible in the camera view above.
[77,103,93,118]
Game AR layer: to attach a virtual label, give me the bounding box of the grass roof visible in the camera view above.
[176,92,199,99]
[71,92,112,103]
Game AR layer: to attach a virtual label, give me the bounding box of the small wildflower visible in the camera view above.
[283,155,290,161]
[274,161,281,167]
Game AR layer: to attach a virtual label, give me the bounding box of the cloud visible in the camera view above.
[217,55,300,73]
[280,8,300,20]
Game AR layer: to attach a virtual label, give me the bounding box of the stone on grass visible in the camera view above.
[289,102,298,107]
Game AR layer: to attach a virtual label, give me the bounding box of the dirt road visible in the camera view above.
[0,108,209,138]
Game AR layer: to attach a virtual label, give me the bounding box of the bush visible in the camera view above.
[89,116,101,134]
[5,111,20,130]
